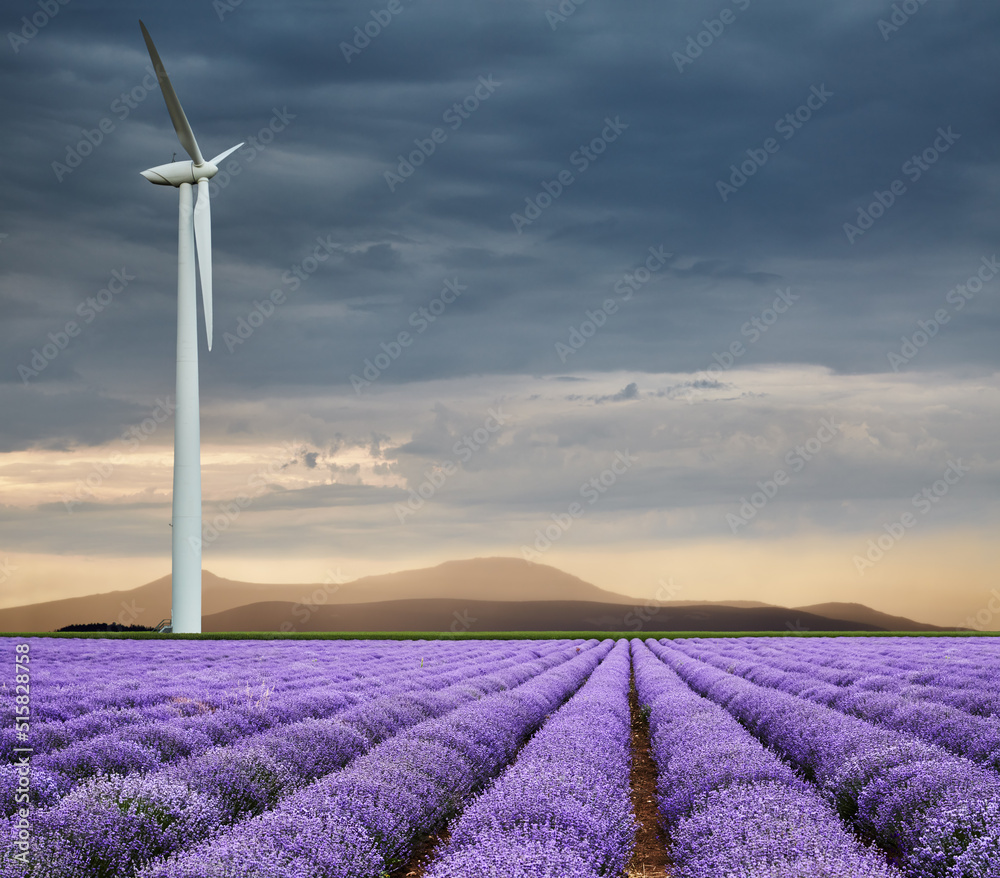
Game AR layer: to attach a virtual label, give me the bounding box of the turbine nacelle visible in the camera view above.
[140,142,243,187]
[140,159,218,187]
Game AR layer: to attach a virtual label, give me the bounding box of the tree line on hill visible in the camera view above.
[56,622,159,632]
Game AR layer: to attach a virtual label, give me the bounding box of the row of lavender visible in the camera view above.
[769,637,1000,690]
[651,638,1000,877]
[682,635,1000,716]
[8,639,570,765]
[752,636,1000,718]
[0,640,433,767]
[3,637,998,877]
[1,638,510,754]
[424,639,635,878]
[635,639,903,877]
[3,639,591,877]
[677,638,1000,769]
[1,639,552,815]
[1,639,416,725]
[138,640,611,878]
[12,642,551,814]
[350,636,996,877]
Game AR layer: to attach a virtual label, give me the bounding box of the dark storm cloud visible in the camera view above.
[566,381,640,404]
[2,0,999,451]
[0,385,147,452]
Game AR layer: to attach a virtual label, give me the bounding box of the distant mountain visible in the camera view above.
[0,559,630,632]
[0,570,276,633]
[794,602,957,633]
[0,557,958,633]
[202,599,889,633]
[318,557,631,605]
[657,600,778,609]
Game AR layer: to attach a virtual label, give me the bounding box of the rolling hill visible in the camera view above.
[201,598,888,633]
[0,557,959,633]
[794,602,948,633]
[0,559,626,632]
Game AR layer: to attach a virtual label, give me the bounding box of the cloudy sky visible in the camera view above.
[2,0,998,626]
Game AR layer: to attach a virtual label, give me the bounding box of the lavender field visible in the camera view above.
[2,636,998,877]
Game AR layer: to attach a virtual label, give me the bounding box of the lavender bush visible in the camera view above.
[139,641,608,878]
[633,640,902,878]
[673,637,1000,770]
[3,639,591,877]
[425,639,635,877]
[650,638,1000,877]
[2,635,997,877]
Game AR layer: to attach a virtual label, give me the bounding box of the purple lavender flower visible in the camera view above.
[17,772,223,878]
[0,764,65,817]
[672,782,903,878]
[650,638,1000,877]
[140,641,607,878]
[634,640,904,877]
[426,641,635,877]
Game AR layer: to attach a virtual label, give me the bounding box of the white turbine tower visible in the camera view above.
[139,21,242,634]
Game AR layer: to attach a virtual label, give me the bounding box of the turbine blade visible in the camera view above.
[194,179,213,350]
[139,20,205,166]
[209,143,245,166]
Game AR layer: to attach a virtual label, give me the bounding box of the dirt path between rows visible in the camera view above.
[389,824,450,878]
[626,673,672,876]
[392,669,672,877]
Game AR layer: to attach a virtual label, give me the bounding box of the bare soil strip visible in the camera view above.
[389,825,451,878]
[626,673,672,877]
[393,672,671,877]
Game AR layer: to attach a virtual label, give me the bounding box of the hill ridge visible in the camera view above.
[0,557,954,632]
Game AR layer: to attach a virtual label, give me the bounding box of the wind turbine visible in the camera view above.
[139,21,243,634]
